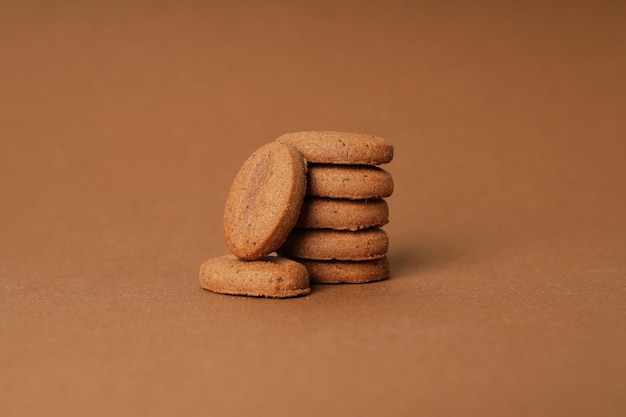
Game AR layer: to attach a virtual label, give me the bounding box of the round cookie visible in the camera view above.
[297,197,389,231]
[279,228,388,261]
[276,131,393,165]
[223,142,307,261]
[297,257,390,284]
[307,164,393,200]
[199,255,311,298]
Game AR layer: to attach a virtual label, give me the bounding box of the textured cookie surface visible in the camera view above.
[297,257,390,284]
[307,164,393,200]
[276,131,393,165]
[223,142,307,261]
[297,198,389,231]
[279,228,388,261]
[199,255,311,298]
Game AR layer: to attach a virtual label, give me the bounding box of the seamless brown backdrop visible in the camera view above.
[1,1,625,416]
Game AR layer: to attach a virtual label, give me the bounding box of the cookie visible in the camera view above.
[297,257,390,284]
[276,131,393,165]
[279,228,388,261]
[199,255,311,298]
[223,142,307,261]
[307,164,393,200]
[297,197,389,231]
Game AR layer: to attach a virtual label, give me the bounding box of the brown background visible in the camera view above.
[1,1,625,416]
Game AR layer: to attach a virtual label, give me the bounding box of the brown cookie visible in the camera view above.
[199,255,311,298]
[276,131,393,165]
[279,228,388,261]
[307,164,393,200]
[223,142,307,261]
[297,257,390,284]
[297,197,389,231]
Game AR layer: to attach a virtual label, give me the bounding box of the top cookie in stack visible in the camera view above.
[276,131,394,284]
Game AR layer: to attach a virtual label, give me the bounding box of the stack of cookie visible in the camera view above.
[276,132,394,284]
[199,131,393,298]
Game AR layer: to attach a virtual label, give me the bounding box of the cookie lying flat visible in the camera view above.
[279,228,388,261]
[276,131,393,165]
[199,255,311,298]
[223,142,307,261]
[297,197,389,231]
[307,164,393,200]
[297,257,390,284]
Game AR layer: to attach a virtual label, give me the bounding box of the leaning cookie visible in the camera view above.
[297,257,390,284]
[279,228,388,261]
[199,255,311,298]
[276,131,393,165]
[297,197,388,231]
[307,164,393,200]
[223,142,307,261]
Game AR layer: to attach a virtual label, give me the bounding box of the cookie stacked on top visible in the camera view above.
[276,132,394,283]
[199,131,393,298]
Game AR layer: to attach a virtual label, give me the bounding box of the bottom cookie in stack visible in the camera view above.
[296,257,390,284]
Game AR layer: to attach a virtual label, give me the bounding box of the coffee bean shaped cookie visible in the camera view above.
[199,255,310,298]
[223,142,307,261]
[307,164,393,200]
[276,131,393,165]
